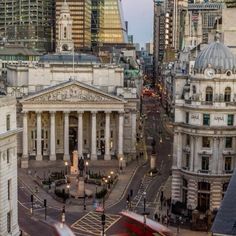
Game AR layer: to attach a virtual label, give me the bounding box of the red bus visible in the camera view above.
[120,211,174,236]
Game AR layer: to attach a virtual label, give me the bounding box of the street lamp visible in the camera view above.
[66,184,70,198]
[85,161,89,175]
[119,157,123,173]
[64,161,68,175]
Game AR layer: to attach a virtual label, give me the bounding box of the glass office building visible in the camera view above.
[103,0,128,43]
[0,0,55,52]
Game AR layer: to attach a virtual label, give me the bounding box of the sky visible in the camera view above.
[122,0,153,47]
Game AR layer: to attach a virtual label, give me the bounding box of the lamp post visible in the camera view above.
[108,175,111,189]
[64,161,68,175]
[66,184,70,198]
[119,157,123,173]
[84,190,86,210]
[142,191,149,235]
[85,161,89,175]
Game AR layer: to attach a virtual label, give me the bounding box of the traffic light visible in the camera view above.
[30,194,34,203]
[44,199,47,208]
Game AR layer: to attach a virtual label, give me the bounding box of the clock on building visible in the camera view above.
[204,68,215,79]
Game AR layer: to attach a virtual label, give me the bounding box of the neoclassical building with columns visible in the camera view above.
[19,80,138,168]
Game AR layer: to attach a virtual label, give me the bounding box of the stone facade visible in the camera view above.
[19,80,137,168]
[172,40,235,213]
[0,97,20,236]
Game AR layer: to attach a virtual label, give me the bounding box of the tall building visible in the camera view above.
[91,0,104,47]
[0,96,20,235]
[172,0,188,50]
[184,2,223,49]
[56,0,91,50]
[0,0,55,52]
[103,0,127,44]
[172,37,236,216]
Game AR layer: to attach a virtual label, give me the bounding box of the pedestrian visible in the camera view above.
[136,155,139,163]
[164,215,168,226]
[154,213,158,221]
[158,214,160,222]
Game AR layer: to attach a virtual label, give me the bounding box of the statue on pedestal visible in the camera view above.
[77,156,85,198]
[78,156,85,177]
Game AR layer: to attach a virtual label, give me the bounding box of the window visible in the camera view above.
[6,149,10,163]
[203,114,210,126]
[202,137,210,148]
[224,87,231,102]
[7,211,11,233]
[186,112,189,124]
[225,157,232,171]
[186,134,190,146]
[198,182,210,212]
[182,179,188,205]
[201,156,209,170]
[6,114,10,131]
[192,85,196,94]
[227,114,234,126]
[7,179,11,200]
[64,27,67,38]
[222,182,229,199]
[185,153,190,168]
[225,137,232,148]
[205,87,213,102]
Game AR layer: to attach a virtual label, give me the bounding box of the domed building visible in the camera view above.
[171,37,236,215]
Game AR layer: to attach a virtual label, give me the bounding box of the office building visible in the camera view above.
[103,0,127,44]
[91,0,104,47]
[0,0,55,52]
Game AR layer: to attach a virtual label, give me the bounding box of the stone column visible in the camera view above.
[190,136,195,172]
[176,132,182,168]
[217,137,224,174]
[63,111,70,161]
[50,111,56,161]
[91,111,97,160]
[172,132,179,168]
[131,111,137,153]
[104,111,111,160]
[212,137,218,174]
[118,112,124,159]
[36,111,42,161]
[77,111,83,158]
[22,111,29,168]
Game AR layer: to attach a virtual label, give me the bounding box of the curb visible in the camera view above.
[106,163,140,209]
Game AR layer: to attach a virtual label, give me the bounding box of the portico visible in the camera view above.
[20,80,137,167]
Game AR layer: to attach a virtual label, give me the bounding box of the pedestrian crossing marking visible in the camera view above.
[71,211,121,236]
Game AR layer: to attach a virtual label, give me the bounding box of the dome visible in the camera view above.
[194,40,236,73]
[39,53,100,64]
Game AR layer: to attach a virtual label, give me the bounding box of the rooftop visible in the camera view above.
[39,53,100,64]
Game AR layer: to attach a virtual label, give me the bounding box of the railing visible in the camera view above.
[198,170,211,174]
[223,170,233,174]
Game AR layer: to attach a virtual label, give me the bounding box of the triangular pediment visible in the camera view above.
[22,80,125,104]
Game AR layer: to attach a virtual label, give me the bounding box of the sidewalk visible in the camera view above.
[154,177,210,236]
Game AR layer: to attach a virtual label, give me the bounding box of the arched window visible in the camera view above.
[224,87,231,102]
[205,87,213,102]
[64,27,67,39]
